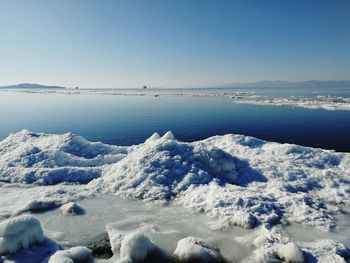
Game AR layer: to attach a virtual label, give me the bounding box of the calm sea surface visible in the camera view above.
[1,87,350,152]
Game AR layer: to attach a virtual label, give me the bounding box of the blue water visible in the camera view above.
[1,90,350,152]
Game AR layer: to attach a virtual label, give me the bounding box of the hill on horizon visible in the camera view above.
[0,83,66,90]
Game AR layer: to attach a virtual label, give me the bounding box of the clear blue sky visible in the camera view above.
[0,0,349,88]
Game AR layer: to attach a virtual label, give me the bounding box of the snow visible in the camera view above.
[173,236,222,262]
[0,215,44,255]
[0,130,350,261]
[48,246,92,263]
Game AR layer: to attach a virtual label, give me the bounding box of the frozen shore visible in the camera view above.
[0,130,349,262]
[2,89,350,111]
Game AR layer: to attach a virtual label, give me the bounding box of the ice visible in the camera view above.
[48,246,92,263]
[95,133,238,200]
[0,130,350,261]
[60,202,84,216]
[3,88,349,111]
[173,236,222,262]
[277,242,304,263]
[0,129,127,184]
[0,215,44,255]
[119,232,156,262]
[230,94,350,111]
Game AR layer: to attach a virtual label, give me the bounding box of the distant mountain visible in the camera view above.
[0,83,66,90]
[222,80,350,88]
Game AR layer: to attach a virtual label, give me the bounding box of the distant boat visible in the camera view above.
[142,85,147,89]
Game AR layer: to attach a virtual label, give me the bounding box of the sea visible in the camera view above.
[1,87,350,152]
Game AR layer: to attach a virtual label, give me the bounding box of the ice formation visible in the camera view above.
[0,215,44,255]
[120,232,156,262]
[230,94,350,111]
[0,130,349,261]
[95,132,238,200]
[48,246,92,263]
[4,88,350,111]
[0,130,127,184]
[173,236,222,262]
[60,202,84,216]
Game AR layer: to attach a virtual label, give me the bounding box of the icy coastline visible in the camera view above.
[0,130,349,262]
[2,89,350,111]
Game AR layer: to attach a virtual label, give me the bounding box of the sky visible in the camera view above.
[0,0,349,88]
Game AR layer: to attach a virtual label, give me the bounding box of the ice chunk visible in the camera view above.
[60,202,84,216]
[145,132,160,143]
[173,236,222,262]
[116,256,133,263]
[48,246,92,263]
[120,232,156,262]
[106,225,124,256]
[277,242,304,263]
[162,131,175,140]
[0,215,44,255]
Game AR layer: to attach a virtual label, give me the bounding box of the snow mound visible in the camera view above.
[96,132,238,199]
[0,215,44,255]
[120,232,156,262]
[0,130,127,185]
[60,202,84,216]
[173,236,222,263]
[48,246,92,263]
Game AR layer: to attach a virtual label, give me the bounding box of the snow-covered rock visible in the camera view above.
[60,202,84,216]
[0,215,44,255]
[173,236,222,262]
[48,246,92,263]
